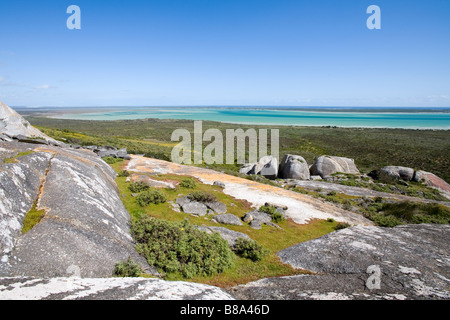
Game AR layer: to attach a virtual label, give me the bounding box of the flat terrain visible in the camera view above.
[25,116,450,183]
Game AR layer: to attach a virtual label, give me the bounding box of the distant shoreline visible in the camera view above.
[13,105,450,114]
[15,106,450,130]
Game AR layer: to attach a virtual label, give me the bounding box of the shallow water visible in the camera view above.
[54,107,450,129]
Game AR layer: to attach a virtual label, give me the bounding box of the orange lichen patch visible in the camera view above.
[34,145,108,170]
[33,145,58,154]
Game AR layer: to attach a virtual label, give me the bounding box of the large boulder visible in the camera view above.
[239,156,278,180]
[378,166,415,182]
[278,154,310,180]
[0,101,60,145]
[310,156,359,178]
[232,224,450,300]
[413,170,450,197]
[95,146,130,160]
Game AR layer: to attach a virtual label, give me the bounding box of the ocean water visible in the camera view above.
[54,107,450,129]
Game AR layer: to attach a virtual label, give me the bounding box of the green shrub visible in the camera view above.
[113,258,143,277]
[334,222,351,230]
[378,202,450,226]
[131,217,235,278]
[259,205,286,223]
[128,181,150,193]
[271,211,286,223]
[136,189,167,206]
[234,238,267,262]
[102,156,122,164]
[180,178,197,189]
[369,214,403,227]
[259,205,277,215]
[342,199,353,210]
[118,170,130,177]
[187,191,217,203]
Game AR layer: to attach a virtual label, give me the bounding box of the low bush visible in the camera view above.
[136,189,167,206]
[128,181,150,193]
[270,211,286,223]
[180,178,197,189]
[102,156,122,164]
[131,217,235,278]
[118,170,130,177]
[234,238,268,262]
[334,222,351,230]
[113,258,143,277]
[381,202,449,225]
[259,205,286,223]
[187,191,217,203]
[369,214,403,227]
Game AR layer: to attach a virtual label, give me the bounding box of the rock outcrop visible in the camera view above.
[211,214,243,226]
[378,166,415,182]
[413,170,450,197]
[239,156,278,180]
[197,226,251,249]
[0,143,153,278]
[175,196,227,216]
[310,155,360,178]
[0,277,234,300]
[231,224,450,300]
[278,154,310,180]
[0,101,59,145]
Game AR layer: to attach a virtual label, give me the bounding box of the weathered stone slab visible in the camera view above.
[197,226,251,248]
[0,277,234,300]
[211,214,243,226]
[243,224,450,300]
[0,152,52,275]
[0,143,154,278]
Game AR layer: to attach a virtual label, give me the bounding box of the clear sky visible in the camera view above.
[0,0,449,107]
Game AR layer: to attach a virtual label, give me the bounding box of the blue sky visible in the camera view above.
[0,0,449,107]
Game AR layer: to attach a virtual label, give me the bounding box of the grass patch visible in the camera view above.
[22,200,46,234]
[102,156,123,164]
[4,151,34,164]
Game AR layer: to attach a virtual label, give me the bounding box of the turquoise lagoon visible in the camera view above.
[53,107,450,129]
